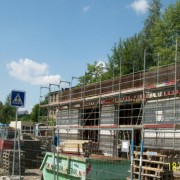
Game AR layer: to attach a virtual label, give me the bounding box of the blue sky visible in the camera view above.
[0,0,177,113]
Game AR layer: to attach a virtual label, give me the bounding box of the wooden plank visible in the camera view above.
[63,140,89,144]
[142,173,162,178]
[90,154,126,161]
[133,158,169,165]
[134,165,164,172]
[133,172,162,178]
[134,151,167,157]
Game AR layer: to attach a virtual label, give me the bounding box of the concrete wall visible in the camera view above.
[144,98,180,124]
[10,121,34,134]
[100,105,115,125]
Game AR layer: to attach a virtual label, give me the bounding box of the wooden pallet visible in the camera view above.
[2,149,25,175]
[132,150,173,180]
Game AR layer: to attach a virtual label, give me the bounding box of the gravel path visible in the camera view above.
[0,168,42,180]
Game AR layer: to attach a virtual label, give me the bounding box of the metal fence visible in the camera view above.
[0,127,135,180]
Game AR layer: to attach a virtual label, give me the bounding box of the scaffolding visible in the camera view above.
[38,40,180,179]
[38,53,180,147]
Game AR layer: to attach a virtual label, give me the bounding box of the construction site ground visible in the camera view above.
[0,168,42,180]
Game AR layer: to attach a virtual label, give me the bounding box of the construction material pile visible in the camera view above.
[60,140,89,155]
[82,141,101,157]
[21,133,41,168]
[60,140,101,157]
[3,149,25,175]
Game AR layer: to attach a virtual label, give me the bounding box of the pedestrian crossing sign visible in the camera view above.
[11,90,26,107]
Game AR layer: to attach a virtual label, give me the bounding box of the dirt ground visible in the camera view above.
[0,168,42,180]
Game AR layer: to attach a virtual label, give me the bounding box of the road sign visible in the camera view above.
[11,90,26,107]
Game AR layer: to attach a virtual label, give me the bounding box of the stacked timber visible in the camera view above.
[60,140,89,155]
[132,150,173,180]
[82,141,102,157]
[21,139,41,168]
[3,149,25,175]
[40,137,51,155]
[60,140,101,156]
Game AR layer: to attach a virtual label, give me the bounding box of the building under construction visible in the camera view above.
[39,49,180,179]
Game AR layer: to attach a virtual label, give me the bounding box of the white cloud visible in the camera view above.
[129,0,149,14]
[96,61,106,68]
[96,60,108,72]
[6,59,61,85]
[83,5,91,13]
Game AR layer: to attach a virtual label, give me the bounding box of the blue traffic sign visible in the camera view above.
[11,90,26,107]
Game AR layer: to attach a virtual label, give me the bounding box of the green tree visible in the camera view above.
[76,0,179,86]
[31,104,39,122]
[107,33,144,76]
[0,101,4,123]
[143,0,162,43]
[31,98,48,122]
[79,61,107,85]
[2,94,16,123]
[142,0,162,67]
[107,40,123,78]
[151,1,180,65]
[19,113,31,121]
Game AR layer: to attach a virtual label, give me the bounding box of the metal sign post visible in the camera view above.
[10,90,26,180]
[12,107,18,178]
